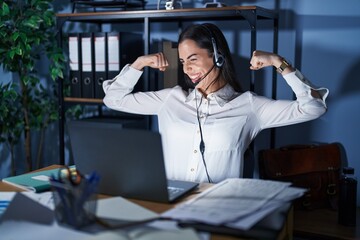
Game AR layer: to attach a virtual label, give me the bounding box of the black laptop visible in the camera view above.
[67,120,199,203]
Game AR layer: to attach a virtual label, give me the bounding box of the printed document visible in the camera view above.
[162,178,305,230]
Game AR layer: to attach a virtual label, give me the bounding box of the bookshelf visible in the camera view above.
[56,6,279,165]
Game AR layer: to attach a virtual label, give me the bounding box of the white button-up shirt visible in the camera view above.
[103,65,329,183]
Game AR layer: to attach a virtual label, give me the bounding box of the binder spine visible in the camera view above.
[68,33,82,98]
[81,32,94,98]
[115,32,144,92]
[106,32,120,81]
[94,32,106,99]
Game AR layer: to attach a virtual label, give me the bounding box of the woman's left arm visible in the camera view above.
[250,50,328,102]
[249,50,329,128]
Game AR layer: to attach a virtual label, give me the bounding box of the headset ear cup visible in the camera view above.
[215,53,224,68]
[202,24,225,68]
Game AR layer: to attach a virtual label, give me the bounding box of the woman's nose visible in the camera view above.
[183,62,191,74]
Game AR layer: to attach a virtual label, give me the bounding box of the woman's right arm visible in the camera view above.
[131,52,169,72]
[102,53,170,115]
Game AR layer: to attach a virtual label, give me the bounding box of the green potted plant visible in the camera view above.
[0,0,65,174]
[0,82,23,175]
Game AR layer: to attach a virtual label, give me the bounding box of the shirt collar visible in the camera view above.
[185,84,237,107]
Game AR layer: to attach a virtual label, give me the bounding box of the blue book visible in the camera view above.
[1,168,61,193]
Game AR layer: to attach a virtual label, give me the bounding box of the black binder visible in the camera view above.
[106,32,121,81]
[68,33,82,98]
[106,32,144,92]
[80,32,94,98]
[94,32,106,99]
[162,41,183,89]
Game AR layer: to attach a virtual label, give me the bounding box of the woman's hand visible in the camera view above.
[131,52,169,71]
[250,50,295,75]
[249,50,282,70]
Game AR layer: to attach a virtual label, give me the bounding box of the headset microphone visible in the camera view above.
[194,64,215,86]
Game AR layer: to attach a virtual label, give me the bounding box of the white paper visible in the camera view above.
[80,225,201,240]
[161,178,303,231]
[0,221,93,240]
[0,192,14,218]
[128,227,200,240]
[96,196,159,221]
[226,186,307,230]
[226,200,283,230]
[22,191,55,209]
[0,191,54,219]
[163,178,291,224]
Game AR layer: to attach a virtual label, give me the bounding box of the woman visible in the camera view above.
[103,23,328,183]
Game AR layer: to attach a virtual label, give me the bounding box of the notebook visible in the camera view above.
[1,168,60,193]
[67,120,199,203]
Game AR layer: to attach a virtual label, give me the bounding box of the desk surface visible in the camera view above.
[1,165,292,240]
[294,208,360,240]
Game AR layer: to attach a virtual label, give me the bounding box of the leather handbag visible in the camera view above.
[258,143,341,210]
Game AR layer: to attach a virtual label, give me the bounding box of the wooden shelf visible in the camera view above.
[64,97,103,104]
[57,6,278,23]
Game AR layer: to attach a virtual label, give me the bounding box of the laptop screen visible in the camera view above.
[67,120,171,202]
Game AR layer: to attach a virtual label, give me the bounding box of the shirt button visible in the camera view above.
[194,150,197,153]
[197,130,200,134]
[191,168,195,172]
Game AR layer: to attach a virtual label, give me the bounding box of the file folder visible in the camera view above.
[94,32,106,99]
[80,32,94,98]
[68,33,82,98]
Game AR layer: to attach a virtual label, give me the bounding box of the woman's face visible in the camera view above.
[178,39,217,87]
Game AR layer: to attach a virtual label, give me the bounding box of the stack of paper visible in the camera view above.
[162,178,306,230]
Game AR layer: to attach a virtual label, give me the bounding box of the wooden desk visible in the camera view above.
[294,208,360,240]
[1,165,292,240]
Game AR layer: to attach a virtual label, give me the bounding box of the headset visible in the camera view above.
[201,24,225,68]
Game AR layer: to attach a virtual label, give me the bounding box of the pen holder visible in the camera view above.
[50,170,100,229]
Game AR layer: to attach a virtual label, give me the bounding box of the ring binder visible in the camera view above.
[81,32,94,98]
[106,32,120,82]
[94,32,106,99]
[68,33,82,98]
[106,32,144,92]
